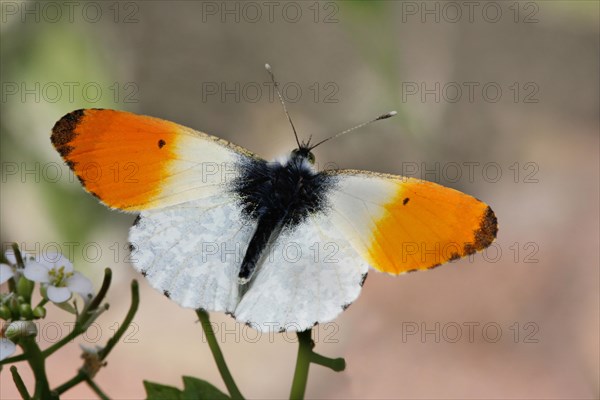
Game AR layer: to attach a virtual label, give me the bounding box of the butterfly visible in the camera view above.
[51,65,497,332]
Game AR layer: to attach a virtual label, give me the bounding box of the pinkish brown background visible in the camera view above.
[1,1,598,399]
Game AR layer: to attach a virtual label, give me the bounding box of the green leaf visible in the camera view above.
[181,376,230,399]
[143,377,230,400]
[143,380,182,399]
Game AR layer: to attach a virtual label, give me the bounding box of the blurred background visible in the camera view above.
[1,1,598,398]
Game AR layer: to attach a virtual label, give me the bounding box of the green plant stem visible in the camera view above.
[99,280,139,359]
[35,298,48,309]
[11,243,25,268]
[310,352,346,372]
[43,269,114,359]
[84,375,110,400]
[0,352,28,365]
[19,337,57,399]
[196,309,244,400]
[54,280,139,396]
[10,366,31,400]
[42,325,83,358]
[289,330,313,400]
[84,268,112,315]
[8,243,23,294]
[290,329,346,399]
[54,371,85,394]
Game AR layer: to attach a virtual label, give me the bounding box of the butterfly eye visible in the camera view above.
[308,152,315,164]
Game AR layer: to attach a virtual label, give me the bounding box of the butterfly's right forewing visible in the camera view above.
[323,170,498,274]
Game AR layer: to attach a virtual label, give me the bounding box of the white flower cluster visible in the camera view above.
[1,249,94,361]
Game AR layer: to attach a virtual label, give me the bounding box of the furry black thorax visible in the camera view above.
[230,148,334,282]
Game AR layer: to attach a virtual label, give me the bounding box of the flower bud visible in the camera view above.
[18,303,33,319]
[32,306,46,319]
[0,304,11,320]
[5,320,37,341]
[16,276,34,302]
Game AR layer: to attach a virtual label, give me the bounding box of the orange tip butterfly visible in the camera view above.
[51,64,497,332]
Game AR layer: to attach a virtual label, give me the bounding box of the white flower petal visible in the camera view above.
[46,286,71,303]
[49,253,73,273]
[0,264,14,284]
[0,338,16,361]
[35,252,58,270]
[32,255,53,271]
[23,262,50,283]
[67,272,94,298]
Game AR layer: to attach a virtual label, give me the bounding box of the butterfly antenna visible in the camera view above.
[309,110,397,150]
[265,63,301,148]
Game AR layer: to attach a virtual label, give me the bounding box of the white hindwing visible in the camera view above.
[234,213,369,332]
[129,194,256,312]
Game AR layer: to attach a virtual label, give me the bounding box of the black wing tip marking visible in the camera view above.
[51,109,86,158]
[473,206,498,251]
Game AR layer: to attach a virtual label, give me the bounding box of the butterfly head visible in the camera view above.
[291,146,316,164]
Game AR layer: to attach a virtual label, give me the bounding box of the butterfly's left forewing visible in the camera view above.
[51,109,260,211]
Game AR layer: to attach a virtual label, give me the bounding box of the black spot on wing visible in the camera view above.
[403,197,410,205]
[158,139,166,148]
[163,290,170,298]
